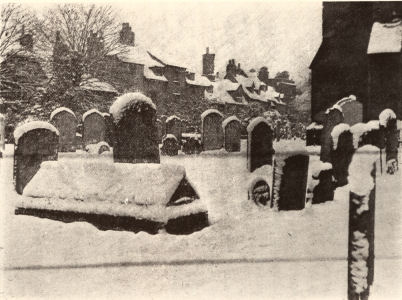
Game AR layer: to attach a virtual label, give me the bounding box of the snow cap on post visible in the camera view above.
[201,109,223,121]
[50,107,76,121]
[14,121,59,144]
[109,92,156,123]
[379,108,397,127]
[331,123,350,150]
[350,123,368,149]
[82,108,103,122]
[222,116,240,129]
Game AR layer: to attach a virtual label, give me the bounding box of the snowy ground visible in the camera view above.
[1,140,401,299]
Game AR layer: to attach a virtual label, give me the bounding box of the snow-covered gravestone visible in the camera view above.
[379,109,398,174]
[201,109,224,151]
[50,107,77,152]
[82,109,106,147]
[222,116,241,152]
[347,145,379,300]
[161,134,180,156]
[306,122,323,146]
[331,123,354,187]
[248,177,270,206]
[320,105,344,162]
[0,113,5,151]
[271,146,309,210]
[247,117,274,172]
[102,112,114,147]
[13,121,59,194]
[165,115,182,143]
[311,161,334,204]
[336,95,363,126]
[110,92,160,164]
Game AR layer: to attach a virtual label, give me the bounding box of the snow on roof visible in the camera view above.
[201,109,223,121]
[325,104,343,114]
[162,134,178,142]
[247,117,271,133]
[186,74,213,87]
[82,109,104,122]
[367,20,402,54]
[50,107,76,121]
[14,121,59,144]
[222,116,241,129]
[166,115,181,123]
[80,78,118,94]
[379,108,397,126]
[216,79,241,92]
[110,44,164,68]
[109,92,156,123]
[144,67,168,82]
[311,161,333,178]
[306,122,324,130]
[348,145,380,196]
[331,123,350,150]
[236,75,253,88]
[147,49,187,69]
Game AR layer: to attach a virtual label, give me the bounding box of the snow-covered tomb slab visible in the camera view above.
[16,161,209,234]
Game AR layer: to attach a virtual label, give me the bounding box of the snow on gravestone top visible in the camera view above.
[222,116,240,129]
[335,95,357,106]
[274,142,307,159]
[50,107,76,121]
[379,108,397,127]
[162,134,178,143]
[109,92,156,123]
[331,123,350,150]
[166,115,181,123]
[311,161,333,179]
[14,121,59,144]
[348,145,380,196]
[246,117,271,133]
[325,104,343,114]
[350,121,380,148]
[201,109,223,121]
[82,109,103,122]
[306,122,323,130]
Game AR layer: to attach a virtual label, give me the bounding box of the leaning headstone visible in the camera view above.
[271,146,309,211]
[103,112,114,147]
[166,115,182,142]
[247,117,274,172]
[320,105,344,162]
[379,109,398,174]
[13,121,59,194]
[0,113,5,151]
[311,161,334,204]
[110,92,160,163]
[222,116,241,152]
[201,109,224,151]
[330,124,354,187]
[336,95,363,126]
[50,107,77,152]
[161,134,180,156]
[347,145,379,300]
[82,109,106,147]
[248,177,270,206]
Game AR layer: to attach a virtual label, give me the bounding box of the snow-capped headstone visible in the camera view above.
[161,134,180,156]
[379,109,398,174]
[347,145,379,300]
[222,116,241,152]
[320,105,344,162]
[247,117,274,172]
[165,115,182,142]
[248,177,270,206]
[311,161,334,204]
[330,124,354,187]
[336,96,363,126]
[13,121,59,194]
[271,146,309,211]
[201,109,224,151]
[82,109,106,147]
[110,92,160,164]
[50,107,77,152]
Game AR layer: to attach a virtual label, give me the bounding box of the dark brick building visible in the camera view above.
[310,1,402,122]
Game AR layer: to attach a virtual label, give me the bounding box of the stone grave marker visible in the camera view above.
[336,95,363,126]
[320,105,344,163]
[222,116,241,152]
[166,115,182,142]
[248,177,270,206]
[161,134,180,156]
[247,117,273,172]
[110,92,160,163]
[50,107,77,152]
[201,109,224,151]
[82,109,106,147]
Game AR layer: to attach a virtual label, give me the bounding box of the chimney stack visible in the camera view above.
[119,23,135,46]
[202,46,215,78]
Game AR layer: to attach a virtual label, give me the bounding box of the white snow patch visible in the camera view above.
[379,108,397,127]
[82,109,103,122]
[350,123,369,149]
[325,104,343,114]
[14,121,59,144]
[144,67,168,82]
[366,120,380,131]
[331,123,350,150]
[311,161,333,179]
[50,107,76,121]
[109,93,156,123]
[85,141,110,154]
[306,122,323,130]
[102,113,110,117]
[367,20,402,54]
[222,116,240,129]
[166,115,181,123]
[162,134,178,142]
[274,142,307,158]
[80,78,118,94]
[246,117,271,133]
[201,109,223,121]
[348,145,380,196]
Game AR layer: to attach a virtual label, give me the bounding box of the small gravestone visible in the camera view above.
[50,107,77,152]
[156,119,163,143]
[161,134,180,156]
[336,96,363,126]
[82,109,106,147]
[166,115,182,142]
[248,177,270,206]
[379,109,398,174]
[272,148,309,211]
[331,124,354,187]
[103,113,114,147]
[222,116,241,152]
[13,121,59,194]
[110,92,160,163]
[320,105,344,162]
[311,161,334,204]
[201,109,224,151]
[247,117,274,172]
